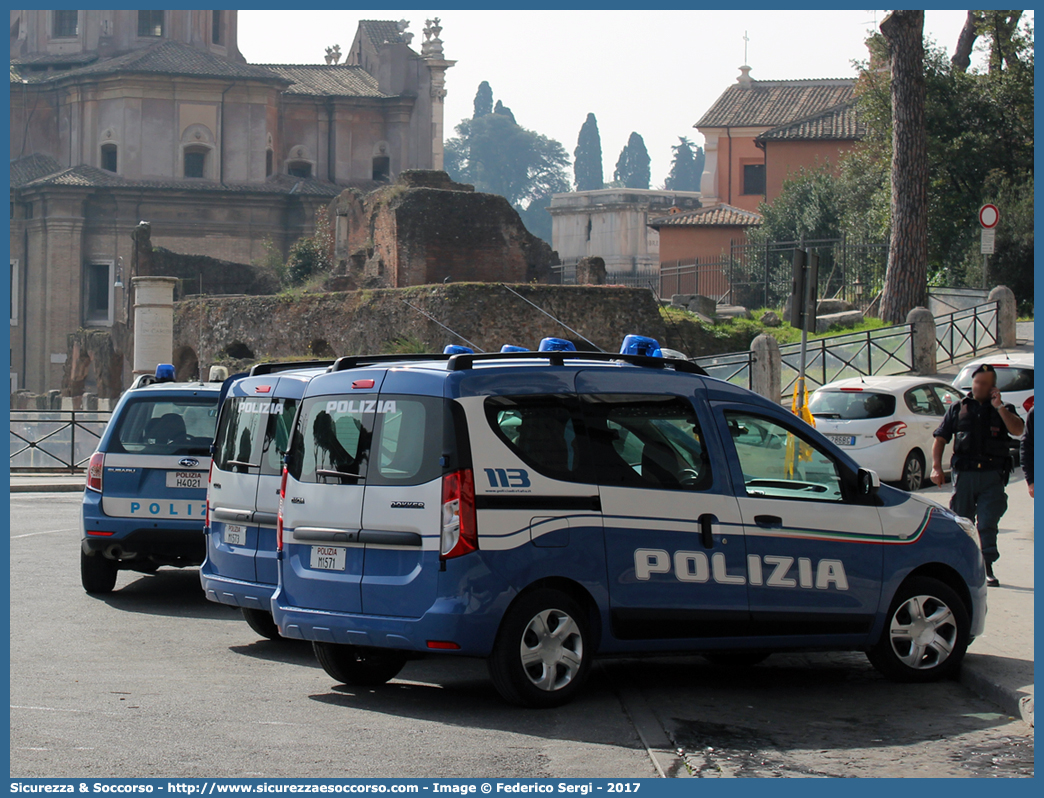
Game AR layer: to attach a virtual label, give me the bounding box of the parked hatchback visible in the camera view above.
[809,376,959,492]
[953,353,1034,419]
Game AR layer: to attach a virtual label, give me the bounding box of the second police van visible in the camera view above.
[201,361,333,638]
[270,340,988,707]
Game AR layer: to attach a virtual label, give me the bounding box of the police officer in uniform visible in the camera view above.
[931,364,1024,586]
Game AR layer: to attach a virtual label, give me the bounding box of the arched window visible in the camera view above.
[101,144,118,173]
[211,10,223,45]
[287,161,312,179]
[266,150,273,177]
[372,157,390,182]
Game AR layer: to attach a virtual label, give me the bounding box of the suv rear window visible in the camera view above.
[214,396,299,475]
[109,397,218,456]
[809,390,895,420]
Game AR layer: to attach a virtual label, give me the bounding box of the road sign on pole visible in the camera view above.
[979,204,1000,229]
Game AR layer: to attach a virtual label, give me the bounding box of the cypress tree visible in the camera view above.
[573,113,604,191]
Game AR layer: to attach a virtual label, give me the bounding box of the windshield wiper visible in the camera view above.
[316,468,362,480]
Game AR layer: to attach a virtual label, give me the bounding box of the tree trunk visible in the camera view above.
[951,11,981,72]
[879,10,928,325]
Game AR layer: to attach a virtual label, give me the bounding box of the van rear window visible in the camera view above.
[109,397,218,456]
[214,396,298,475]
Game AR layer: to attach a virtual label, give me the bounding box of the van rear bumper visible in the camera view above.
[200,569,276,611]
[272,595,499,657]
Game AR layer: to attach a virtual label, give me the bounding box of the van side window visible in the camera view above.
[288,397,373,485]
[215,398,270,473]
[724,411,844,502]
[485,395,587,483]
[371,396,447,485]
[581,394,712,490]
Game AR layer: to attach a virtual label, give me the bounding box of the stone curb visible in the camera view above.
[960,660,1035,727]
[11,482,85,493]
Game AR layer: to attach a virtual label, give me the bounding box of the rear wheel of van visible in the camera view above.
[80,550,118,594]
[313,642,408,686]
[242,608,281,640]
[488,589,592,708]
[867,576,970,682]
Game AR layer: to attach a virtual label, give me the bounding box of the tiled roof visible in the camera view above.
[17,40,287,84]
[696,78,855,129]
[757,102,864,142]
[16,165,344,197]
[258,65,386,97]
[359,20,409,49]
[9,154,63,187]
[648,204,762,228]
[11,51,99,67]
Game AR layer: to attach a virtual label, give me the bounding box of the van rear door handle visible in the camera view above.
[698,514,715,549]
[755,515,783,528]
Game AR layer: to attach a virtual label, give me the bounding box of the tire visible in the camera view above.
[488,588,592,708]
[900,450,926,492]
[242,608,281,640]
[81,549,118,594]
[867,576,970,682]
[312,642,407,686]
[703,652,771,668]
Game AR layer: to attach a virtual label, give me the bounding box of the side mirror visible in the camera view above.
[858,467,880,497]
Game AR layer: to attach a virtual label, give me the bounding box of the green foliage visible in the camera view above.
[473,81,493,119]
[383,335,430,354]
[574,113,604,191]
[614,132,651,189]
[664,137,704,192]
[253,237,287,286]
[749,166,843,244]
[445,83,571,244]
[284,209,333,287]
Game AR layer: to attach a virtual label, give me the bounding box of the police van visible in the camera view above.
[270,340,987,707]
[81,365,222,593]
[200,360,334,638]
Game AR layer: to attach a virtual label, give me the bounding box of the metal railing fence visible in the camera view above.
[10,410,112,471]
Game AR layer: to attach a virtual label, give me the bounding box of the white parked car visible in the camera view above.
[952,353,1034,419]
[809,376,959,492]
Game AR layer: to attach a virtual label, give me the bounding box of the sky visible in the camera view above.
[235,10,1002,189]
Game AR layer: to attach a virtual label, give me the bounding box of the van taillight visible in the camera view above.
[205,460,214,529]
[440,469,477,560]
[276,466,288,551]
[876,421,907,442]
[86,452,104,492]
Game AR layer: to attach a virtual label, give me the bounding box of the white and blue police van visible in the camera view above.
[270,338,988,707]
[81,365,222,593]
[200,360,335,639]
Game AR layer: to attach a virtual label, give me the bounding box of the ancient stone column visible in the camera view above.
[131,277,178,379]
[906,306,937,375]
[988,285,1017,348]
[750,333,781,404]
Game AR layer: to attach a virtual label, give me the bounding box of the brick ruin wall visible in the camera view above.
[173,284,755,371]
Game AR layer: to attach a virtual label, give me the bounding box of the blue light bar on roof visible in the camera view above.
[154,364,176,382]
[500,345,529,353]
[538,338,576,352]
[620,335,662,358]
[443,345,474,355]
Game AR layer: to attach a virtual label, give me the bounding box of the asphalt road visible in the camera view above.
[10,494,1032,779]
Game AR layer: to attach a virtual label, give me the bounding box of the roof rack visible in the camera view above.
[249,359,337,376]
[447,351,708,376]
[329,353,453,372]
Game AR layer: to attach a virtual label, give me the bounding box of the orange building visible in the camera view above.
[695,66,857,213]
[653,67,863,270]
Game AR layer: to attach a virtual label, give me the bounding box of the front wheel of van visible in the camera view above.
[242,608,281,640]
[313,642,407,686]
[488,589,592,708]
[80,549,118,594]
[867,576,970,682]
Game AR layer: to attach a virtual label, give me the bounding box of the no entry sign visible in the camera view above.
[979,204,1000,228]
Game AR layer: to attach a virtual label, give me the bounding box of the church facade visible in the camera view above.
[10,9,453,393]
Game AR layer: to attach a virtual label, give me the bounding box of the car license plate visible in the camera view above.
[166,471,203,489]
[310,546,347,571]
[224,523,246,547]
[826,434,856,446]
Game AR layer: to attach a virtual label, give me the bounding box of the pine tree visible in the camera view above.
[473,81,493,118]
[613,132,651,189]
[573,113,603,191]
[664,137,704,191]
